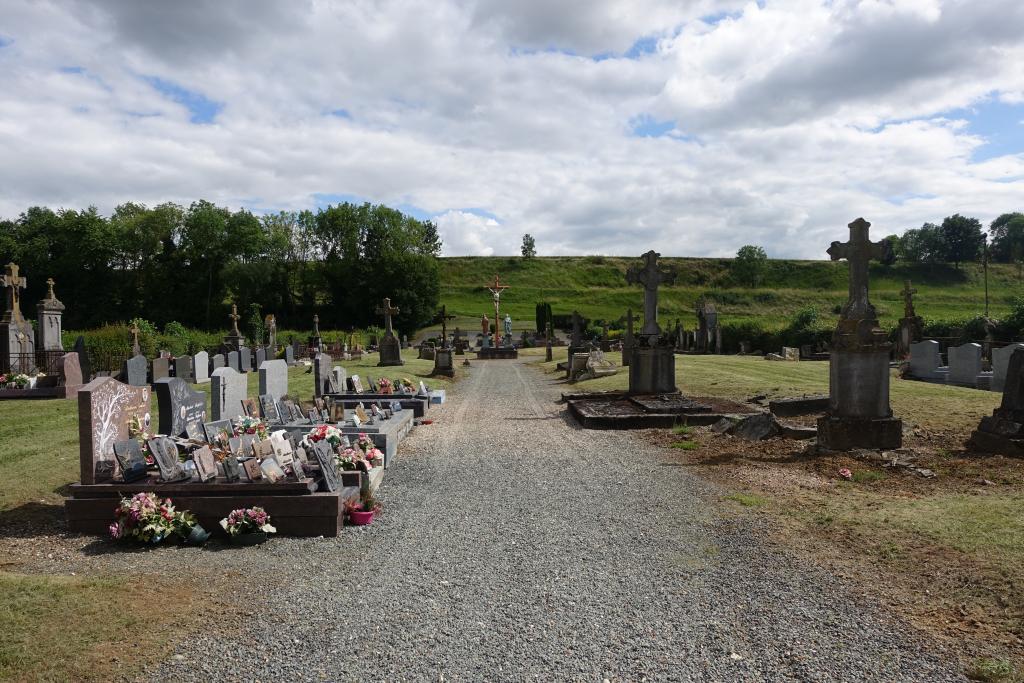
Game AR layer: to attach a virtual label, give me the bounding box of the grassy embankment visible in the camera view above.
[436,255,1022,333]
[0,348,451,682]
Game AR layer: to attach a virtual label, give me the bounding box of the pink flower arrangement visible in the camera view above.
[838,468,853,480]
[355,433,375,454]
[110,492,178,544]
[336,447,364,471]
[234,416,269,440]
[307,424,343,446]
[378,377,394,394]
[220,506,276,536]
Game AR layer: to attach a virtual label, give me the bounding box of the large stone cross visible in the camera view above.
[2,262,27,324]
[129,322,141,356]
[901,279,917,319]
[438,305,456,347]
[626,250,677,337]
[228,304,241,336]
[376,298,400,337]
[827,218,893,321]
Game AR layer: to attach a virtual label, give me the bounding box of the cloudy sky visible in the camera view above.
[1,0,1022,258]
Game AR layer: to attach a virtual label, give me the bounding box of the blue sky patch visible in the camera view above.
[946,98,1024,162]
[0,35,12,48]
[59,66,84,74]
[328,108,352,119]
[630,114,675,138]
[142,75,223,124]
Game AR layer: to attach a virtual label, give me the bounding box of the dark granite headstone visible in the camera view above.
[154,377,208,439]
[122,354,148,387]
[223,454,242,483]
[174,354,194,382]
[73,335,91,382]
[313,353,333,397]
[112,440,148,483]
[313,441,340,492]
[152,356,170,382]
[284,346,295,365]
[227,350,240,373]
[255,346,267,369]
[259,394,280,423]
[239,346,251,373]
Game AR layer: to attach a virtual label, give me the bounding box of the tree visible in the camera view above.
[732,245,768,287]
[940,214,984,269]
[895,223,945,263]
[521,234,536,259]
[989,212,1024,263]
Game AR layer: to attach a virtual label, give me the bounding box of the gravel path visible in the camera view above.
[152,358,964,682]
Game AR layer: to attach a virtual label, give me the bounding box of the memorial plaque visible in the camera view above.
[260,458,286,483]
[113,440,148,483]
[192,445,217,482]
[154,377,208,439]
[313,441,340,492]
[291,458,306,481]
[308,408,321,424]
[350,375,364,393]
[259,394,280,423]
[203,419,235,447]
[254,439,276,461]
[241,398,259,418]
[223,454,241,483]
[78,377,151,484]
[242,458,263,481]
[355,405,369,423]
[147,436,189,483]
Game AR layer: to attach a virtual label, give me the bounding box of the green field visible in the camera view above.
[436,256,1022,332]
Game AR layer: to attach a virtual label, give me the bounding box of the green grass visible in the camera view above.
[438,255,1024,332]
[0,349,453,515]
[672,425,693,436]
[724,492,768,507]
[850,470,888,484]
[967,657,1021,683]
[670,440,699,450]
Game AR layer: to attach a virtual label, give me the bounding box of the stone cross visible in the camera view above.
[376,298,400,337]
[901,279,917,319]
[2,263,27,324]
[827,218,893,321]
[625,250,677,337]
[229,303,241,336]
[45,278,56,300]
[438,305,456,348]
[129,321,141,356]
[312,314,321,336]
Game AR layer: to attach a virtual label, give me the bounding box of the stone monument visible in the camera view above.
[896,280,923,359]
[376,297,404,366]
[968,348,1024,456]
[224,303,243,351]
[1,263,35,374]
[309,314,323,354]
[503,314,513,347]
[695,299,718,354]
[433,305,456,376]
[817,218,901,450]
[625,251,677,394]
[37,277,65,352]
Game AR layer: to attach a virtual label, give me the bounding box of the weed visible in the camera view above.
[851,470,888,484]
[671,441,699,450]
[672,425,693,436]
[966,657,1018,682]
[725,492,768,507]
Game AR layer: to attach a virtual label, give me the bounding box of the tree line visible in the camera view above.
[0,200,442,336]
[890,212,1024,268]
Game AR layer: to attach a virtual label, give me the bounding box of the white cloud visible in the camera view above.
[0,0,1022,258]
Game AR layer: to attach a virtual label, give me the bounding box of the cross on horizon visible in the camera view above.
[45,277,56,301]
[826,218,893,321]
[376,297,400,337]
[901,280,918,319]
[228,304,241,336]
[626,250,677,338]
[2,263,27,324]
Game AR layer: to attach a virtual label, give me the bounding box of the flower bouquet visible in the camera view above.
[128,414,156,465]
[344,491,381,526]
[109,492,178,545]
[355,433,383,468]
[378,377,394,394]
[307,424,343,447]
[220,506,277,545]
[399,377,416,394]
[234,415,269,440]
[336,447,366,471]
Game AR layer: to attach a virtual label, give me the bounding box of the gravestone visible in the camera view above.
[151,356,170,383]
[433,348,454,377]
[992,344,1024,393]
[313,353,333,397]
[193,350,210,384]
[224,303,244,351]
[174,354,194,383]
[695,299,718,354]
[817,218,901,450]
[418,343,436,361]
[73,335,91,382]
[122,354,148,387]
[211,366,247,421]
[211,353,225,371]
[619,308,637,368]
[909,340,944,380]
[255,346,267,370]
[968,349,1024,456]
[154,377,208,439]
[896,280,923,358]
[77,377,151,484]
[332,366,347,393]
[313,441,341,492]
[239,346,252,373]
[227,350,240,373]
[60,352,83,390]
[259,359,288,402]
[625,251,678,394]
[259,394,281,423]
[284,345,295,365]
[1,263,36,374]
[36,277,65,351]
[376,297,404,366]
[948,343,982,387]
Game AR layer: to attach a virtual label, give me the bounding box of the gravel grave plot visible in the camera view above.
[135,358,965,681]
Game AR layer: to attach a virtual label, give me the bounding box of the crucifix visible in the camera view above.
[45,278,56,301]
[437,305,456,348]
[901,280,917,319]
[826,218,893,321]
[625,250,677,338]
[486,275,509,338]
[228,304,242,336]
[376,298,400,338]
[129,322,141,356]
[2,263,27,324]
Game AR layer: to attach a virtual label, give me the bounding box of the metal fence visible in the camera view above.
[1,349,67,375]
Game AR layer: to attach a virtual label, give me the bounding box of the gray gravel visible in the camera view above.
[142,358,964,682]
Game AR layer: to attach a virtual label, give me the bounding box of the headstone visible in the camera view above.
[77,377,151,484]
[122,354,148,387]
[313,441,341,492]
[211,366,247,421]
[255,346,267,370]
[992,344,1024,393]
[948,343,982,387]
[695,299,719,354]
[224,303,243,351]
[113,440,148,483]
[896,280,923,358]
[624,251,678,394]
[36,277,65,351]
[151,356,170,382]
[59,351,83,389]
[376,297,405,366]
[227,350,240,373]
[1,263,36,374]
[968,349,1024,455]
[73,335,91,382]
[211,353,225,371]
[332,366,347,393]
[313,353,333,397]
[619,308,637,367]
[817,218,901,450]
[239,346,252,373]
[193,350,210,384]
[909,340,944,380]
[154,377,208,439]
[284,346,295,365]
[174,354,194,383]
[433,348,455,377]
[258,359,288,402]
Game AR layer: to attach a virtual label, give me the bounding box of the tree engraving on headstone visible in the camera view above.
[78,377,151,484]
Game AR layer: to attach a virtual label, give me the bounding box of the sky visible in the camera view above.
[0,0,1022,259]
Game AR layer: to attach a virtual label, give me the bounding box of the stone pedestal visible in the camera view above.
[968,348,1024,456]
[628,346,676,395]
[1,321,35,373]
[432,349,454,377]
[377,335,404,366]
[817,348,901,450]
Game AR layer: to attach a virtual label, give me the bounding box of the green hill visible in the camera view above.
[437,255,1022,334]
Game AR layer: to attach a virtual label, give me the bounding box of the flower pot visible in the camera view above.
[348,510,374,526]
[231,531,268,546]
[184,524,210,546]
